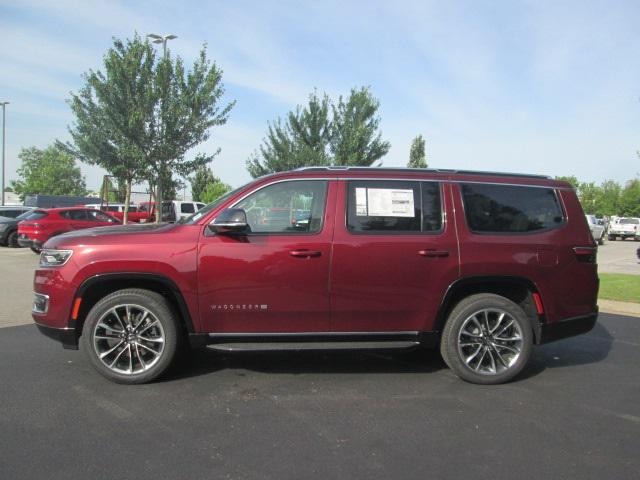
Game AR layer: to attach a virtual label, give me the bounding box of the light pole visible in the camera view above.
[147,34,177,221]
[0,101,8,206]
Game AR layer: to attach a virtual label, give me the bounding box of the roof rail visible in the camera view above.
[292,166,551,179]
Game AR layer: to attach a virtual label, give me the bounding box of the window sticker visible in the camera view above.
[355,188,415,217]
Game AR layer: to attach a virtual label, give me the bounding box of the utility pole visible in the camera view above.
[147,34,177,222]
[0,102,8,206]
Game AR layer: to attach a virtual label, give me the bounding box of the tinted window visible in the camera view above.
[181,203,195,214]
[461,183,564,233]
[129,206,138,212]
[347,181,442,233]
[0,209,21,218]
[61,210,88,220]
[88,210,115,222]
[27,211,48,220]
[235,180,327,234]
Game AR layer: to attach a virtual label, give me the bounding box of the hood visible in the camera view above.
[47,222,180,247]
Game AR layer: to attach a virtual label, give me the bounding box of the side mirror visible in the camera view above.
[209,208,249,235]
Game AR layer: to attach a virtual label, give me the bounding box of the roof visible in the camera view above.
[292,166,552,179]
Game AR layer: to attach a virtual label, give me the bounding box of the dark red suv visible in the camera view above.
[31,168,598,384]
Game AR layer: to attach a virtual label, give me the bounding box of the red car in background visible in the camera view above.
[18,207,120,253]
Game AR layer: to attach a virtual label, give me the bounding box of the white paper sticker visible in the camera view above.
[355,188,415,217]
[355,188,368,216]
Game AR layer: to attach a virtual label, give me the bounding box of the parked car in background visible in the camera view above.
[585,215,605,245]
[24,194,100,209]
[0,210,39,247]
[18,207,120,253]
[608,217,640,241]
[0,206,33,220]
[139,200,205,222]
[84,203,152,223]
[32,167,598,386]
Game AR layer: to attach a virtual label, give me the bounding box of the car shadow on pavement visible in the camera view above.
[166,346,448,381]
[519,322,614,380]
[164,322,614,383]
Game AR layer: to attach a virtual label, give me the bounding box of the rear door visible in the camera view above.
[198,179,336,333]
[330,179,460,332]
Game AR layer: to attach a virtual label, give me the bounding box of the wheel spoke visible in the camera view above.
[465,344,483,364]
[492,345,510,367]
[108,343,129,367]
[134,343,147,370]
[494,319,515,338]
[138,335,164,344]
[137,319,160,335]
[473,348,487,372]
[492,342,519,355]
[136,341,160,356]
[486,348,497,373]
[95,334,121,340]
[99,340,125,359]
[110,308,127,331]
[133,311,149,332]
[490,312,506,334]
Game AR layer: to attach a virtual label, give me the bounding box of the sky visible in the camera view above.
[1,0,640,193]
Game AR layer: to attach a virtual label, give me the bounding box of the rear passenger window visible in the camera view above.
[181,203,195,214]
[461,184,564,233]
[347,181,442,233]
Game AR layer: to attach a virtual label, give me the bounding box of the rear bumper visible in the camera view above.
[35,322,79,350]
[18,235,43,249]
[539,311,598,344]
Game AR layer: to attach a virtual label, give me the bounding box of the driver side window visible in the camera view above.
[235,180,328,234]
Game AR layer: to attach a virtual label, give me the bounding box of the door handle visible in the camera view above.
[289,249,322,258]
[418,249,449,258]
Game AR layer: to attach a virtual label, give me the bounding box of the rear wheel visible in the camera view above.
[440,293,533,385]
[7,231,18,248]
[81,289,180,384]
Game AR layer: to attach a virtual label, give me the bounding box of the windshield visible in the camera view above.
[620,218,639,225]
[15,210,35,221]
[179,183,250,225]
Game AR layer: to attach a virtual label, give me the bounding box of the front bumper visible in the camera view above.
[539,311,598,344]
[35,322,78,350]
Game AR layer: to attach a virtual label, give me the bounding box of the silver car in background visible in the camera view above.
[585,215,606,245]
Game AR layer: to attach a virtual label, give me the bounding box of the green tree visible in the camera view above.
[63,34,234,223]
[596,180,621,216]
[578,182,600,214]
[619,179,640,216]
[555,176,580,189]
[201,177,232,203]
[11,145,86,200]
[330,87,390,166]
[247,91,331,177]
[407,135,427,168]
[189,164,216,202]
[247,87,390,177]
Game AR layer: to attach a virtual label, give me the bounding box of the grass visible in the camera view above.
[599,273,640,303]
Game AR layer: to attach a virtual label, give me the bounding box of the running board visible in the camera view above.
[191,331,439,351]
[208,341,420,352]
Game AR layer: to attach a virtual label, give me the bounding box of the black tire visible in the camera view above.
[440,293,533,385]
[7,230,19,248]
[597,235,604,246]
[608,235,616,241]
[81,288,181,384]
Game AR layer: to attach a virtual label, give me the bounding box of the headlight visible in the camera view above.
[39,249,73,267]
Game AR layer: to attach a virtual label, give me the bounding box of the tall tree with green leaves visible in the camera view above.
[619,179,640,216]
[63,34,234,223]
[189,164,216,202]
[201,177,232,203]
[247,91,331,177]
[330,87,390,166]
[247,87,390,177]
[407,135,427,168]
[11,145,86,200]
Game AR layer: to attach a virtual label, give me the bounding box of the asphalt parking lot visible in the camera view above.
[0,243,639,479]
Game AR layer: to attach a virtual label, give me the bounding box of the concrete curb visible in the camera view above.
[598,299,640,318]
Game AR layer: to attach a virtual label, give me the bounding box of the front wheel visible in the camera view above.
[7,231,19,248]
[81,289,180,384]
[440,293,533,385]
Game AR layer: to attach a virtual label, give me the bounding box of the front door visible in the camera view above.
[330,179,460,332]
[198,179,335,333]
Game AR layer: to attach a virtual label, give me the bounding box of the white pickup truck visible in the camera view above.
[608,217,640,241]
[585,215,606,245]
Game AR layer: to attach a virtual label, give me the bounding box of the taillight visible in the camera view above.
[573,246,596,263]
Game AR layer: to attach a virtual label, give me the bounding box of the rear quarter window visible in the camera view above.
[461,183,564,234]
